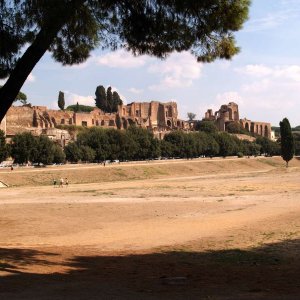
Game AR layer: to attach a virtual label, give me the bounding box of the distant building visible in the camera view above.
[203,102,271,139]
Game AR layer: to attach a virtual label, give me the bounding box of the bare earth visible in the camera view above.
[0,157,300,299]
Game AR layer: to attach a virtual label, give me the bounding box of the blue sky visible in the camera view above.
[3,0,300,126]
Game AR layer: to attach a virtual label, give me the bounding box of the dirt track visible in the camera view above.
[0,157,300,299]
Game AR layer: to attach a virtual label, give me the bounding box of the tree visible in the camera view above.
[66,104,94,112]
[196,121,218,134]
[187,112,196,121]
[11,132,36,164]
[31,135,55,165]
[0,0,250,122]
[95,85,107,111]
[64,142,82,163]
[112,91,123,112]
[106,87,113,113]
[52,144,66,164]
[58,91,65,110]
[80,145,95,162]
[280,118,295,167]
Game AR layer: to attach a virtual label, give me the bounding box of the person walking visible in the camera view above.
[59,178,64,188]
[65,178,69,187]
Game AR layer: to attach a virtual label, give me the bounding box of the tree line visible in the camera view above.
[0,127,282,165]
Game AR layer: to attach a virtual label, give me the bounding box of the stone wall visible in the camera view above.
[5,101,188,140]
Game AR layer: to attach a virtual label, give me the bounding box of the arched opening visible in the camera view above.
[109,120,115,126]
[101,120,105,126]
[264,125,269,137]
[177,120,181,127]
[250,123,255,133]
[167,120,171,127]
[260,125,263,135]
[245,123,250,132]
[228,108,233,120]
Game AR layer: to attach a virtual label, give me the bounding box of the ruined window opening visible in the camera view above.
[61,119,65,125]
[82,121,87,127]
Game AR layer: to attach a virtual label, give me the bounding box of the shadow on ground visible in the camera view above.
[1,239,300,300]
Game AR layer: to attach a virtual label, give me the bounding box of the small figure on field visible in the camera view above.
[10,165,13,171]
[60,178,64,188]
[65,178,69,187]
[53,179,57,187]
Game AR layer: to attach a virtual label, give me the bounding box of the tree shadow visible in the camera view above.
[0,239,300,299]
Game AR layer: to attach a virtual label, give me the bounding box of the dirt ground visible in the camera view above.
[0,157,300,299]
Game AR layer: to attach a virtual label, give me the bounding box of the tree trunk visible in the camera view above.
[0,0,86,122]
[0,24,62,122]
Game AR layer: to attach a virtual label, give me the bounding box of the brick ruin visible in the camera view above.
[3,101,189,142]
[204,102,271,138]
[1,101,271,143]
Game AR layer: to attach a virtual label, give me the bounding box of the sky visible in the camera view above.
[2,0,300,127]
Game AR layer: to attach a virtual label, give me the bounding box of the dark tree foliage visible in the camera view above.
[214,132,238,157]
[196,120,218,134]
[0,0,250,121]
[112,91,123,112]
[64,142,82,163]
[11,132,37,164]
[95,85,123,113]
[95,85,107,111]
[226,121,249,135]
[0,129,8,162]
[255,136,281,157]
[106,87,113,113]
[31,135,55,165]
[66,104,94,112]
[80,145,96,162]
[58,91,65,110]
[52,144,66,164]
[116,114,122,129]
[279,118,295,167]
[11,132,64,164]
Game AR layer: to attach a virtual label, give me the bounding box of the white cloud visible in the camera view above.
[148,51,202,90]
[241,79,271,93]
[96,49,147,68]
[63,91,95,107]
[236,64,273,77]
[236,64,300,82]
[128,87,143,94]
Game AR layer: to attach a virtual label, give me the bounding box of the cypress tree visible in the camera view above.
[95,85,107,111]
[280,118,295,167]
[58,91,65,110]
[106,87,113,113]
[112,91,123,112]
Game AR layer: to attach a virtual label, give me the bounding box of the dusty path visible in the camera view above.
[0,157,300,299]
